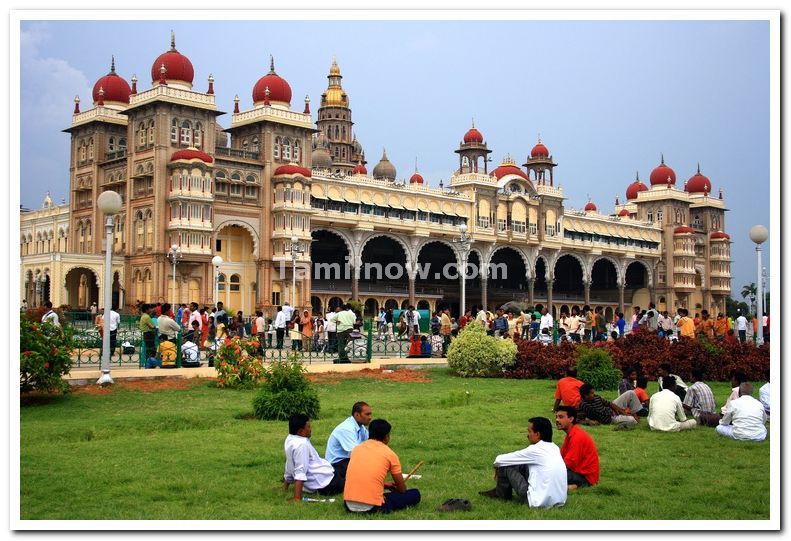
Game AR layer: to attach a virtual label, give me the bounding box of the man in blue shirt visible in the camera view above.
[325,402,373,487]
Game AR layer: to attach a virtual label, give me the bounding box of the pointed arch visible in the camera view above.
[214,219,260,258]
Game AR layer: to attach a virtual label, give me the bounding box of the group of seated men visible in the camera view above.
[283,402,421,513]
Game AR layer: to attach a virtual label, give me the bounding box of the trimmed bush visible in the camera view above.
[575,346,621,391]
[446,322,517,377]
[252,357,320,421]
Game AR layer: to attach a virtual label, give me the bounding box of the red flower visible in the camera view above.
[22,351,31,356]
[44,362,50,369]
[31,325,38,331]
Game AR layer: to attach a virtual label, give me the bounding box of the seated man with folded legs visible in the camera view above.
[325,402,372,489]
[717,383,767,442]
[648,376,697,432]
[283,414,344,502]
[343,419,420,513]
[683,368,720,427]
[479,417,567,508]
[577,383,642,429]
[555,406,599,490]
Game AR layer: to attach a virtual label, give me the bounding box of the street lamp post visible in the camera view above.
[289,235,304,307]
[749,225,768,346]
[762,265,768,319]
[454,223,472,317]
[96,190,123,385]
[211,255,223,307]
[167,244,182,308]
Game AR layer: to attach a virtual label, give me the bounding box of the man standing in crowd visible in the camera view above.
[577,383,642,430]
[735,311,748,343]
[325,306,339,353]
[553,367,584,411]
[648,376,697,432]
[556,406,599,490]
[540,308,554,338]
[326,402,372,488]
[282,301,294,324]
[139,304,157,358]
[683,368,720,426]
[479,417,567,508]
[406,305,420,338]
[335,304,357,362]
[41,301,60,328]
[188,302,202,332]
[274,306,288,350]
[100,305,121,359]
[717,383,767,442]
[157,303,181,341]
[343,419,421,513]
[283,414,343,502]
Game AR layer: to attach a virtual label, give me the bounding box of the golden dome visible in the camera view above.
[323,87,347,107]
[329,57,341,76]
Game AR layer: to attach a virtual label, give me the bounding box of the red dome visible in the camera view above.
[253,58,292,106]
[710,231,730,240]
[584,201,597,212]
[463,127,484,144]
[92,60,131,104]
[409,173,424,184]
[273,163,311,178]
[352,163,367,175]
[685,170,712,194]
[674,226,694,235]
[531,142,550,158]
[150,35,194,85]
[626,180,648,200]
[170,148,213,163]
[491,159,528,181]
[650,156,676,186]
[618,208,630,217]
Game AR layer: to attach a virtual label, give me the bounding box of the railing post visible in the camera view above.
[366,319,373,363]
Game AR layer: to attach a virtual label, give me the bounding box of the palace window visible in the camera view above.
[180,120,192,146]
[274,137,281,159]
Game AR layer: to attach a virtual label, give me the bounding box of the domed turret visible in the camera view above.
[491,156,528,181]
[92,56,131,107]
[252,56,292,108]
[352,161,367,175]
[618,208,630,217]
[530,136,550,158]
[650,154,676,186]
[685,164,712,194]
[626,171,648,200]
[372,148,397,181]
[150,31,195,88]
[170,147,213,164]
[311,147,333,170]
[274,163,312,178]
[584,200,597,212]
[321,57,348,108]
[463,120,484,144]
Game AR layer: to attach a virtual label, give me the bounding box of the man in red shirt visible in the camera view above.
[556,406,600,490]
[459,309,472,331]
[553,367,584,411]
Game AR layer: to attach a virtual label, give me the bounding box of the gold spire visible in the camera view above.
[323,57,347,107]
[170,30,176,51]
[269,55,276,74]
[329,56,341,76]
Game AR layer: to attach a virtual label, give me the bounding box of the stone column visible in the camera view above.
[649,285,656,307]
[481,278,488,312]
[408,276,416,307]
[583,280,591,307]
[702,288,711,313]
[546,279,554,313]
[527,278,535,307]
[352,268,360,302]
[618,283,625,314]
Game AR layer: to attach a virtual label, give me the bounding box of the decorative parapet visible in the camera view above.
[231,105,313,129]
[128,85,217,111]
[70,106,128,128]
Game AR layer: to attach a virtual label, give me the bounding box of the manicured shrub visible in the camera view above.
[252,356,320,420]
[575,346,621,391]
[215,337,265,389]
[20,318,74,394]
[446,322,517,377]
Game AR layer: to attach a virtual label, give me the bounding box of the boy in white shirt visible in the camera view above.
[284,414,343,501]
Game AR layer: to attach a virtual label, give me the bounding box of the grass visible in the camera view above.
[19,369,770,521]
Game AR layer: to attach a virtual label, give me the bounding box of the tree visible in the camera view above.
[741,282,757,301]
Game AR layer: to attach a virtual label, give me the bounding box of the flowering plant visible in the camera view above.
[20,317,74,393]
[214,337,265,388]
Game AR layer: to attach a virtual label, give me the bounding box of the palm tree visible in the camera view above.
[741,282,757,301]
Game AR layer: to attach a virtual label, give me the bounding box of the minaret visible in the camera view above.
[316,57,360,175]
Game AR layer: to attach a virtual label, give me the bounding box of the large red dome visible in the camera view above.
[92,59,131,105]
[150,34,194,85]
[410,172,424,184]
[352,163,367,175]
[685,167,712,194]
[650,156,676,186]
[710,231,730,240]
[584,201,597,212]
[531,142,550,158]
[253,57,292,106]
[491,160,528,181]
[463,126,484,144]
[626,179,648,200]
[618,208,630,217]
[170,148,213,163]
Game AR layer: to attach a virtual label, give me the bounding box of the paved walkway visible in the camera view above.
[65,358,448,385]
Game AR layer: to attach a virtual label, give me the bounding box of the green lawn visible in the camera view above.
[19,369,770,521]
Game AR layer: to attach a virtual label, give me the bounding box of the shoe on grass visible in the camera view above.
[437,498,472,512]
[478,488,499,499]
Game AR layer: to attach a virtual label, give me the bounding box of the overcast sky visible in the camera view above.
[16,16,773,298]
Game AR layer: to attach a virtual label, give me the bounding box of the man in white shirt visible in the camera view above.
[41,301,60,328]
[717,383,767,441]
[157,303,181,340]
[735,313,748,343]
[759,381,770,416]
[284,414,343,502]
[282,302,294,324]
[181,337,201,367]
[479,417,567,508]
[721,370,747,415]
[274,306,288,349]
[648,377,696,432]
[540,308,554,336]
[101,307,122,359]
[325,307,339,353]
[406,305,420,338]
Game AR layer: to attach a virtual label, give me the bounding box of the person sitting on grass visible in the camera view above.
[553,366,584,411]
[180,332,201,368]
[283,414,343,502]
[634,376,650,416]
[430,330,444,357]
[420,335,432,357]
[478,417,567,508]
[648,376,697,432]
[657,363,688,396]
[577,383,642,429]
[534,327,552,345]
[555,406,599,490]
[343,419,421,513]
[722,370,747,415]
[619,366,637,395]
[717,383,767,442]
[406,335,422,358]
[156,334,177,368]
[683,368,720,427]
[325,402,372,488]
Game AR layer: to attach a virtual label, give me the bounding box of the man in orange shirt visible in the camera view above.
[677,309,696,339]
[343,419,421,513]
[553,367,584,411]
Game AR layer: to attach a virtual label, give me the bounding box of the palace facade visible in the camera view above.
[20,34,732,321]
